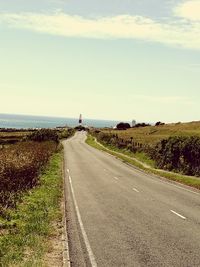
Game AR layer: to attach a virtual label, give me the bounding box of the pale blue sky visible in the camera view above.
[0,0,200,123]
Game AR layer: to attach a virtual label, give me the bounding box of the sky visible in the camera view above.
[0,0,200,123]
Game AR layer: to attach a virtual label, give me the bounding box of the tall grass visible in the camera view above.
[0,152,63,267]
[0,141,58,214]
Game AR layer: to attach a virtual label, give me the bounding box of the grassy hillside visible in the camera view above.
[102,121,200,145]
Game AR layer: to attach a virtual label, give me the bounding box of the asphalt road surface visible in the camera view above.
[63,131,200,267]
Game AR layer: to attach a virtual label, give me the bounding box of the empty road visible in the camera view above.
[63,132,200,267]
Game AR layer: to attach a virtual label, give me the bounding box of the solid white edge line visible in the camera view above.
[68,175,98,267]
[132,188,139,193]
[170,210,186,220]
[63,164,71,267]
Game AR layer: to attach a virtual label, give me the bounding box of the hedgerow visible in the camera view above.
[151,136,200,176]
[91,130,200,177]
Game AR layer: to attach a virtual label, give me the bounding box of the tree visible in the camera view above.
[155,121,165,126]
[116,122,131,130]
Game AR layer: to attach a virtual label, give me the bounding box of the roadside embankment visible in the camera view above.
[86,135,200,191]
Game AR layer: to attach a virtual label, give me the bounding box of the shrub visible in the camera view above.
[134,123,150,128]
[58,128,75,139]
[28,129,59,142]
[155,121,165,126]
[116,122,131,130]
[151,136,200,176]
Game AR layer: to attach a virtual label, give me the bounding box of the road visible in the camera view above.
[63,132,200,267]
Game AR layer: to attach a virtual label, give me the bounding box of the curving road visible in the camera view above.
[63,131,200,267]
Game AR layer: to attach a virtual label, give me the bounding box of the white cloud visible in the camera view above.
[174,0,200,21]
[0,9,200,49]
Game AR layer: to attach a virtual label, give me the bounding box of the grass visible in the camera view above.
[86,135,154,170]
[102,121,200,145]
[0,131,32,145]
[0,141,58,211]
[86,135,200,190]
[0,152,63,267]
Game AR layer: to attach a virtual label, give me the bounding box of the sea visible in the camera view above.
[0,114,121,129]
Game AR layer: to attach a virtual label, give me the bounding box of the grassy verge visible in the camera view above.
[86,135,200,190]
[0,152,63,267]
[86,135,155,168]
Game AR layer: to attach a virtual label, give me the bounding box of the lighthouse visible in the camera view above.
[79,114,82,126]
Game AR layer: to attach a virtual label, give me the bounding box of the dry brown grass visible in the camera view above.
[0,141,58,213]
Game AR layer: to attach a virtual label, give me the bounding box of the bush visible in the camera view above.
[151,136,200,176]
[28,129,59,142]
[155,121,165,126]
[58,128,75,139]
[116,122,131,130]
[134,123,150,128]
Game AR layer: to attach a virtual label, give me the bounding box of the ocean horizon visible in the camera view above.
[0,113,122,129]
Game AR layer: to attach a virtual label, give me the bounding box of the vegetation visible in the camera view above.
[152,136,200,176]
[75,125,87,131]
[86,135,200,190]
[58,128,75,139]
[0,128,74,145]
[28,129,59,142]
[0,141,58,215]
[102,121,200,145]
[134,122,151,128]
[116,122,131,130]
[0,127,75,265]
[90,121,200,178]
[0,152,63,267]
[0,130,32,145]
[155,121,165,126]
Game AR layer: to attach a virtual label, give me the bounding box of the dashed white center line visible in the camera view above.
[67,169,70,173]
[132,188,139,193]
[114,177,119,180]
[170,210,186,220]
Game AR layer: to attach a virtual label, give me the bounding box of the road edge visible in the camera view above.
[62,156,71,267]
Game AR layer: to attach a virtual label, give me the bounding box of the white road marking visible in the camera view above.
[114,177,119,180]
[67,169,70,173]
[68,176,97,267]
[132,188,139,193]
[170,210,186,220]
